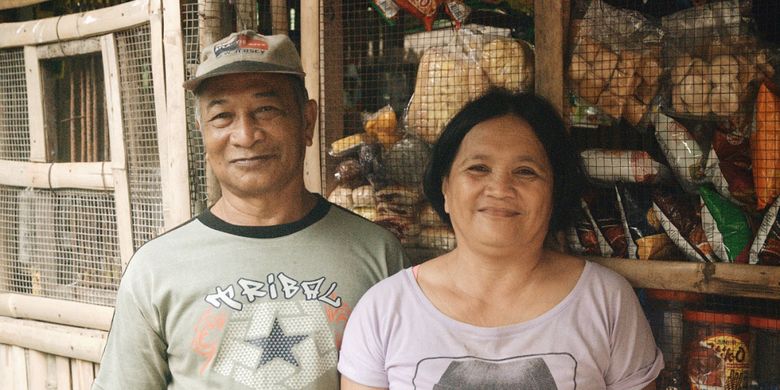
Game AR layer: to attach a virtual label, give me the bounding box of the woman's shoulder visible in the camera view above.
[358,267,416,307]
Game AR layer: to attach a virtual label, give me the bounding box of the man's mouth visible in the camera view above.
[230,154,276,164]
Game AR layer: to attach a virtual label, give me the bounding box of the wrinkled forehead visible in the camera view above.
[196,72,294,99]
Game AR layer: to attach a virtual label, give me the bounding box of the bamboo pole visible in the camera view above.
[534,0,569,115]
[199,0,224,205]
[70,68,77,162]
[55,356,71,390]
[81,66,87,163]
[11,346,28,390]
[36,37,102,59]
[86,59,94,163]
[101,34,135,269]
[589,257,780,300]
[71,360,95,390]
[0,345,12,389]
[0,161,112,190]
[24,45,48,162]
[27,349,47,390]
[0,316,107,363]
[301,0,322,193]
[0,0,150,49]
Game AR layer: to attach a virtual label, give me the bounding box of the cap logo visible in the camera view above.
[213,33,269,58]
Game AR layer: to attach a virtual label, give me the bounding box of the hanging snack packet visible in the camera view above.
[652,191,717,262]
[443,0,471,28]
[395,0,444,31]
[567,204,607,256]
[704,128,755,207]
[653,110,707,192]
[616,183,678,260]
[384,135,431,186]
[358,143,389,189]
[334,158,368,189]
[699,185,751,263]
[752,83,780,210]
[581,149,671,184]
[371,0,401,23]
[583,187,628,258]
[363,105,402,148]
[750,196,780,265]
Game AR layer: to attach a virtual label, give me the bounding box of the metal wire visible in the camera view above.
[182,0,208,214]
[0,49,31,161]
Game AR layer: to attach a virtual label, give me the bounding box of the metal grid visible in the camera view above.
[182,0,208,215]
[0,48,31,161]
[0,186,120,307]
[321,3,533,258]
[115,25,165,249]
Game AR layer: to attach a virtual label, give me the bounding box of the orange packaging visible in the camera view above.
[752,83,780,210]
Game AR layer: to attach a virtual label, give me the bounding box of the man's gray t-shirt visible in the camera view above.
[338,261,664,389]
[94,196,406,389]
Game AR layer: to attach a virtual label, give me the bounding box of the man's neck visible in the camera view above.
[210,188,317,227]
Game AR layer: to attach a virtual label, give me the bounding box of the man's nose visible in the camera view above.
[231,114,266,146]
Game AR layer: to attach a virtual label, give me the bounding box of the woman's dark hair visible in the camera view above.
[422,88,585,235]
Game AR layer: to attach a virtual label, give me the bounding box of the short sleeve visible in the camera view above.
[93,257,171,390]
[605,280,665,390]
[337,285,390,388]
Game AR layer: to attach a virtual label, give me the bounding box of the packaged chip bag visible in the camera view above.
[395,0,444,31]
[371,0,401,23]
[750,195,780,265]
[616,183,678,260]
[652,110,707,192]
[704,127,755,207]
[752,83,780,210]
[699,185,752,263]
[583,187,629,258]
[568,203,609,257]
[652,190,718,262]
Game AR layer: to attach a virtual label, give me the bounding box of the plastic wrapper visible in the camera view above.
[653,110,707,192]
[699,185,751,263]
[371,0,401,22]
[358,143,389,188]
[395,0,444,31]
[327,186,353,209]
[661,1,775,119]
[752,83,780,210]
[375,215,421,245]
[568,0,663,126]
[405,29,533,144]
[750,195,780,265]
[334,159,367,189]
[616,183,678,260]
[352,206,377,221]
[420,203,444,227]
[420,226,457,251]
[581,149,671,184]
[384,135,431,186]
[363,105,401,148]
[704,127,755,207]
[351,185,376,208]
[567,204,608,256]
[583,187,628,258]
[329,132,374,158]
[652,191,717,262]
[443,0,470,28]
[375,185,422,205]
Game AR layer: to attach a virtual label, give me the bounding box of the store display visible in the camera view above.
[352,185,376,208]
[653,110,707,193]
[335,159,368,189]
[652,192,718,263]
[395,0,443,31]
[581,149,671,184]
[617,183,677,260]
[419,203,443,227]
[375,215,421,245]
[384,136,431,186]
[329,133,373,158]
[567,205,607,256]
[327,186,353,209]
[419,226,456,251]
[684,309,751,390]
[699,185,751,263]
[363,105,402,148]
[583,187,629,258]
[647,289,704,390]
[749,316,780,389]
[704,128,755,207]
[750,196,780,266]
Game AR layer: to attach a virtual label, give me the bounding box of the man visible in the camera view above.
[93,31,406,389]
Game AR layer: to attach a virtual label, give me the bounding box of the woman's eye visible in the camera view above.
[515,167,537,176]
[467,165,489,173]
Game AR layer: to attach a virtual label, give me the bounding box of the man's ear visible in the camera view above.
[303,99,318,147]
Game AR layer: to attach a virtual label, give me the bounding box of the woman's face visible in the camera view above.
[443,115,554,252]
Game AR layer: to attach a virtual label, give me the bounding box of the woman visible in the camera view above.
[338,89,663,389]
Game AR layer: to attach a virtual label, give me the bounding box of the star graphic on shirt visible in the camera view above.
[245,318,308,368]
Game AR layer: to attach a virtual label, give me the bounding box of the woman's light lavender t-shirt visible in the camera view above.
[338,261,663,390]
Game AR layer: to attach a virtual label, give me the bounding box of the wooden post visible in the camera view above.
[534,0,569,116]
[198,0,224,204]
[102,34,135,267]
[270,0,289,34]
[26,349,47,390]
[24,45,48,162]
[301,0,325,194]
[55,355,72,390]
[10,346,28,390]
[71,360,95,390]
[235,0,258,31]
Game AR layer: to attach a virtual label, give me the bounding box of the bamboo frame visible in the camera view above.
[0,0,150,49]
[199,0,224,204]
[101,34,135,270]
[25,45,48,162]
[534,0,569,115]
[71,359,95,390]
[0,316,107,363]
[0,293,113,331]
[301,0,322,193]
[270,0,289,34]
[36,36,102,59]
[11,346,28,389]
[159,0,193,228]
[0,0,48,11]
[590,257,780,300]
[0,160,112,190]
[27,349,47,390]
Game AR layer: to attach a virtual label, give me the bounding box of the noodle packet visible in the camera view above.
[699,185,752,263]
[750,195,780,265]
[652,191,718,262]
[616,183,678,260]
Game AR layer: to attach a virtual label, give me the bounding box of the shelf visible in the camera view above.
[589,257,780,300]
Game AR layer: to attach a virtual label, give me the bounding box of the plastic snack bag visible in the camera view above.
[652,110,707,193]
[617,183,678,260]
[699,185,752,263]
[581,149,671,184]
[395,0,444,31]
[583,187,628,258]
[752,83,780,210]
[384,135,431,186]
[704,127,755,207]
[750,195,780,265]
[652,191,718,262]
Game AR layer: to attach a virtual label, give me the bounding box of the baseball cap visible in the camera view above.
[183,30,305,91]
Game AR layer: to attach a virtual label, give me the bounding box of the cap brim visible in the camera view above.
[183,61,305,91]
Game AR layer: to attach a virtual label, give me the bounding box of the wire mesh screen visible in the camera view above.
[0,185,120,307]
[182,0,208,215]
[321,2,534,260]
[115,25,165,249]
[0,48,31,161]
[566,1,780,388]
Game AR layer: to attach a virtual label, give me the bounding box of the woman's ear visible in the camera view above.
[442,177,450,214]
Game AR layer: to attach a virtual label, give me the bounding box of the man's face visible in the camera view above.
[197,73,316,199]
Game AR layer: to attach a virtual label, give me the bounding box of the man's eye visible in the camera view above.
[209,113,231,122]
[254,106,283,120]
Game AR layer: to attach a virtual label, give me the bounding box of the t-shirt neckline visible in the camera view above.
[404,261,592,337]
[197,194,330,238]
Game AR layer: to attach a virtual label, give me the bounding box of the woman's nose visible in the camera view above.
[485,172,515,198]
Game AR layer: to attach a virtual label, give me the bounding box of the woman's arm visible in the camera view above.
[341,375,388,390]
